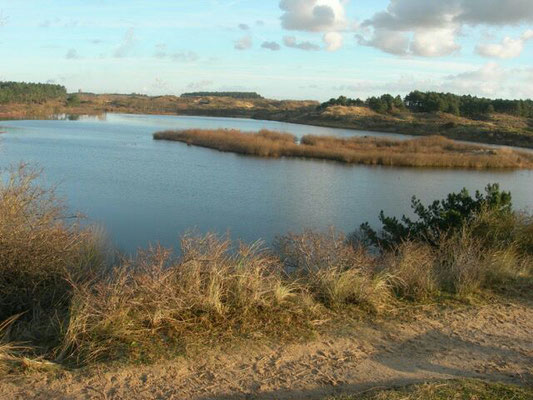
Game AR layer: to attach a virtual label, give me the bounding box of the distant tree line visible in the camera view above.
[0,81,67,104]
[180,91,263,99]
[320,91,533,118]
[405,91,533,118]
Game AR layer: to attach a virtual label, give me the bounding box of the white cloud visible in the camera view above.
[0,10,8,27]
[114,28,136,58]
[457,0,533,25]
[356,29,409,55]
[283,35,321,51]
[445,62,507,96]
[261,41,281,51]
[279,0,348,50]
[153,44,198,62]
[359,0,533,57]
[331,63,533,99]
[186,80,213,90]
[410,27,460,57]
[476,30,533,59]
[171,51,199,62]
[65,48,80,59]
[280,0,347,32]
[323,32,343,51]
[238,23,250,31]
[234,35,252,50]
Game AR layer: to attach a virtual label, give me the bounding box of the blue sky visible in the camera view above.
[0,0,532,100]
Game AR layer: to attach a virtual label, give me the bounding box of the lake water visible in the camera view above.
[1,113,532,253]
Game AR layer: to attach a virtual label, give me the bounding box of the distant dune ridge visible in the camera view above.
[153,129,533,169]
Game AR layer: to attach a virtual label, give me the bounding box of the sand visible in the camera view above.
[1,301,531,400]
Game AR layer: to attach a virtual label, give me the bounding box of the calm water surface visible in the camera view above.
[1,113,532,252]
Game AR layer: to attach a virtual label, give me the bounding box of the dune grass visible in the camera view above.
[0,165,532,370]
[153,129,533,169]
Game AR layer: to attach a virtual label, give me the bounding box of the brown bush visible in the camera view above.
[0,165,107,322]
[276,229,391,311]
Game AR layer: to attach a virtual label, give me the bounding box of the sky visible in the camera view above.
[0,0,532,101]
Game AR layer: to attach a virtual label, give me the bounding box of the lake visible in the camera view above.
[1,113,532,253]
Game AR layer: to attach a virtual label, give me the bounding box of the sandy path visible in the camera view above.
[1,301,532,400]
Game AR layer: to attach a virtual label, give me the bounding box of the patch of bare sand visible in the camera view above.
[1,301,532,400]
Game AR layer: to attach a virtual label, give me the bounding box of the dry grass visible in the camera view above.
[154,129,297,157]
[154,129,533,169]
[59,236,319,363]
[275,229,391,311]
[59,230,394,363]
[0,315,25,374]
[0,165,532,368]
[0,164,108,349]
[382,242,437,301]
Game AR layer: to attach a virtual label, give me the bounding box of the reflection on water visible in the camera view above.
[0,113,531,253]
[48,113,108,122]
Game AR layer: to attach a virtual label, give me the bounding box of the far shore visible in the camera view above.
[2,92,533,149]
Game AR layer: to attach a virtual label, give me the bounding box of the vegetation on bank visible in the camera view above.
[0,165,532,372]
[330,379,533,400]
[320,91,533,118]
[180,91,263,99]
[0,81,67,104]
[153,129,533,169]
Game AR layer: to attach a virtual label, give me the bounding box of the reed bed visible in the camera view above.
[153,129,533,169]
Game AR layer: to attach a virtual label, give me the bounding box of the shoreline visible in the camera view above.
[4,109,533,151]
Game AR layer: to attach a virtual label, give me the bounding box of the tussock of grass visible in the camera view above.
[0,165,532,368]
[382,242,437,301]
[153,129,533,169]
[275,229,391,311]
[60,237,319,363]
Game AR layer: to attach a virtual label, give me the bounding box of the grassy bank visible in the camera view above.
[1,165,532,372]
[153,129,533,169]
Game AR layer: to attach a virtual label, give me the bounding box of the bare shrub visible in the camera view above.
[276,229,391,311]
